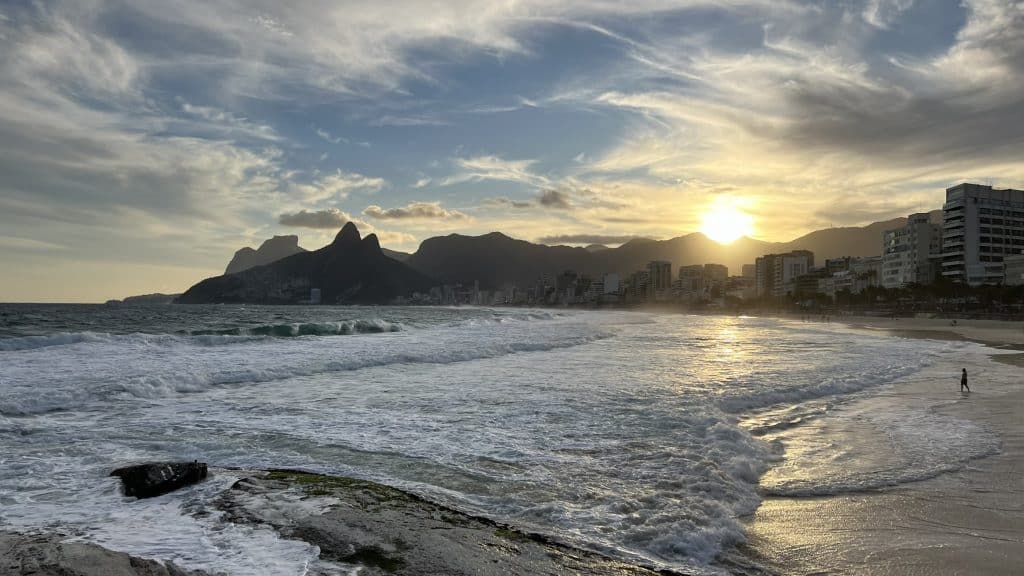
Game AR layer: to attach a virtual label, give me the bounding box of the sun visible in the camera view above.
[699,204,754,244]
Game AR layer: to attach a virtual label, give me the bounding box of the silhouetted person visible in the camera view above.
[961,368,970,392]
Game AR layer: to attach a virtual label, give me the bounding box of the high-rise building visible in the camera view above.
[602,273,620,295]
[882,213,942,288]
[678,265,704,296]
[647,260,672,300]
[941,183,1024,285]
[702,264,728,298]
[1005,252,1024,286]
[755,250,814,297]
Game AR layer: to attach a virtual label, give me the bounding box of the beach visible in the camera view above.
[741,317,1024,575]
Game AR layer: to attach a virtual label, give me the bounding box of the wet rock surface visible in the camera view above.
[216,469,683,576]
[110,462,208,499]
[0,532,206,576]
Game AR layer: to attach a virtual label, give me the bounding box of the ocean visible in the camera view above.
[0,305,999,575]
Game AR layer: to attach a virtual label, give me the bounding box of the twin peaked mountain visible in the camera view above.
[179,214,924,304]
[177,223,434,304]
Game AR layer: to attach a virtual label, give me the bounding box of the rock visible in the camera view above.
[0,532,206,576]
[217,470,676,576]
[110,462,208,499]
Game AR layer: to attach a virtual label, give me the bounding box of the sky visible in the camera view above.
[2,0,1024,302]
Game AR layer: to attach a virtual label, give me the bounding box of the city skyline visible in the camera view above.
[3,1,1024,301]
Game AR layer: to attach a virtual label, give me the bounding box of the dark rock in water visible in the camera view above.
[111,462,208,499]
[0,531,207,576]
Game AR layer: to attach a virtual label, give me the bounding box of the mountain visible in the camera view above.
[381,248,410,262]
[404,215,925,289]
[178,223,436,304]
[225,235,306,275]
[406,232,602,289]
[105,293,180,305]
[584,244,609,252]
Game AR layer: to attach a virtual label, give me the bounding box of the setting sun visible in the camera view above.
[699,204,754,244]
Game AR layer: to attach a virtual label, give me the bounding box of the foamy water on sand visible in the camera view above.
[0,305,983,574]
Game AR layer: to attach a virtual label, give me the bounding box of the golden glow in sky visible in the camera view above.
[699,202,754,244]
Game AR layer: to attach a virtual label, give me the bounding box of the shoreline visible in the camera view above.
[738,317,1024,575]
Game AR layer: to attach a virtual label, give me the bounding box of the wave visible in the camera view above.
[0,311,576,352]
[187,319,404,338]
[112,333,610,400]
[716,361,926,414]
[0,331,612,416]
[0,320,404,352]
[0,332,108,351]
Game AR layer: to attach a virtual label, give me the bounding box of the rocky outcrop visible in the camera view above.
[178,223,435,305]
[110,462,208,499]
[217,470,674,576]
[0,532,206,576]
[225,235,305,275]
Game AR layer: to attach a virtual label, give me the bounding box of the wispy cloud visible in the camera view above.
[442,155,549,187]
[363,201,468,220]
[288,170,386,203]
[316,128,345,144]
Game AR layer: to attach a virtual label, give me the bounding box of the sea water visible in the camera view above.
[0,305,998,574]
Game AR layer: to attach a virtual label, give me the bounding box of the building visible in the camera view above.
[818,256,883,298]
[882,213,942,288]
[825,257,853,274]
[941,183,1024,285]
[755,250,814,297]
[1005,252,1024,286]
[647,260,672,300]
[678,265,704,298]
[602,273,620,295]
[626,270,650,301]
[703,264,728,296]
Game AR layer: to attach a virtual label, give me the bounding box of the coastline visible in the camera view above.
[738,317,1024,575]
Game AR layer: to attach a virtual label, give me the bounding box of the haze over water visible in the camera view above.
[0,305,997,575]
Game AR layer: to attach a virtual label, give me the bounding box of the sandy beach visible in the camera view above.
[741,317,1024,575]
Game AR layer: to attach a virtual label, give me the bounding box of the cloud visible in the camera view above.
[288,170,386,203]
[537,189,572,209]
[180,101,280,141]
[442,155,548,187]
[316,128,345,144]
[412,177,432,189]
[363,201,468,220]
[538,234,645,245]
[484,197,534,209]
[278,208,354,228]
[862,0,915,29]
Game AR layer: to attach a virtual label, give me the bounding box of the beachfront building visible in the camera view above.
[1005,253,1024,286]
[882,213,942,288]
[818,256,884,298]
[755,250,814,297]
[941,183,1024,285]
[703,264,728,296]
[647,260,673,301]
[678,264,704,300]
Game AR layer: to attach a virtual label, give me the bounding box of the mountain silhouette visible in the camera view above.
[225,235,306,275]
[404,214,924,289]
[179,223,435,304]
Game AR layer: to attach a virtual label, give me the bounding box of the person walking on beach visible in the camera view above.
[961,368,970,392]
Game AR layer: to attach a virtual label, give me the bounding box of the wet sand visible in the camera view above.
[740,318,1024,575]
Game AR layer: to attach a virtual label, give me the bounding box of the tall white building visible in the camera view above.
[755,250,813,297]
[941,183,1024,285]
[882,213,941,288]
